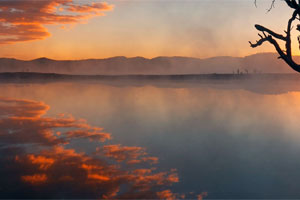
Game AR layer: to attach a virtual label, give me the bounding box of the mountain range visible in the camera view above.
[0,53,298,75]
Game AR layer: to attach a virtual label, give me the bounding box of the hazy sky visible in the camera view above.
[0,0,296,59]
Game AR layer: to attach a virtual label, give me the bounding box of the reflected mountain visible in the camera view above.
[0,97,184,199]
[1,72,300,94]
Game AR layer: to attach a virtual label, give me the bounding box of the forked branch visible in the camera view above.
[250,0,300,73]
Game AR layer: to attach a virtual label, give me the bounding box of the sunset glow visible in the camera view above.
[0,0,296,60]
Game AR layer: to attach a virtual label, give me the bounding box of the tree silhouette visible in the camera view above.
[249,0,300,73]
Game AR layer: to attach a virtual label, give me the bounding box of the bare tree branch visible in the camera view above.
[249,34,272,48]
[250,0,300,73]
[254,24,286,41]
[286,9,299,57]
[266,0,276,12]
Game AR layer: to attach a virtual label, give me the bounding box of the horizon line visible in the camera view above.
[0,52,280,62]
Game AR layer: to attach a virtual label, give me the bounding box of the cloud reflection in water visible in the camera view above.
[0,97,182,199]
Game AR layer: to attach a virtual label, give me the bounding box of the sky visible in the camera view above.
[0,0,296,60]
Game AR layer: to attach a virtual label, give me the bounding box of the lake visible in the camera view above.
[1,77,300,199]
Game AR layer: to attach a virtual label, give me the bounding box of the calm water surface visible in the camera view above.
[1,79,300,199]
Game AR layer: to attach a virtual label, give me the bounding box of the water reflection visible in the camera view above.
[0,97,181,199]
[3,80,300,198]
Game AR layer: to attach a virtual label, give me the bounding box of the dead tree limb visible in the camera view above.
[250,0,300,73]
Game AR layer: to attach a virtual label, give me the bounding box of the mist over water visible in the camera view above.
[1,79,300,198]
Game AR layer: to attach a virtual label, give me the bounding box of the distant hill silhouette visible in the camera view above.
[0,53,298,75]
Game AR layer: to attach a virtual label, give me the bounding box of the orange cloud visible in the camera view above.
[87,174,110,181]
[21,174,47,185]
[100,144,146,162]
[67,2,112,13]
[14,144,180,199]
[0,97,49,118]
[157,190,184,200]
[0,0,113,44]
[142,156,159,164]
[65,129,111,142]
[27,155,55,170]
[197,192,208,200]
[0,97,112,146]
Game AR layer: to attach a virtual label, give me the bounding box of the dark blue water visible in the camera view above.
[1,79,300,199]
